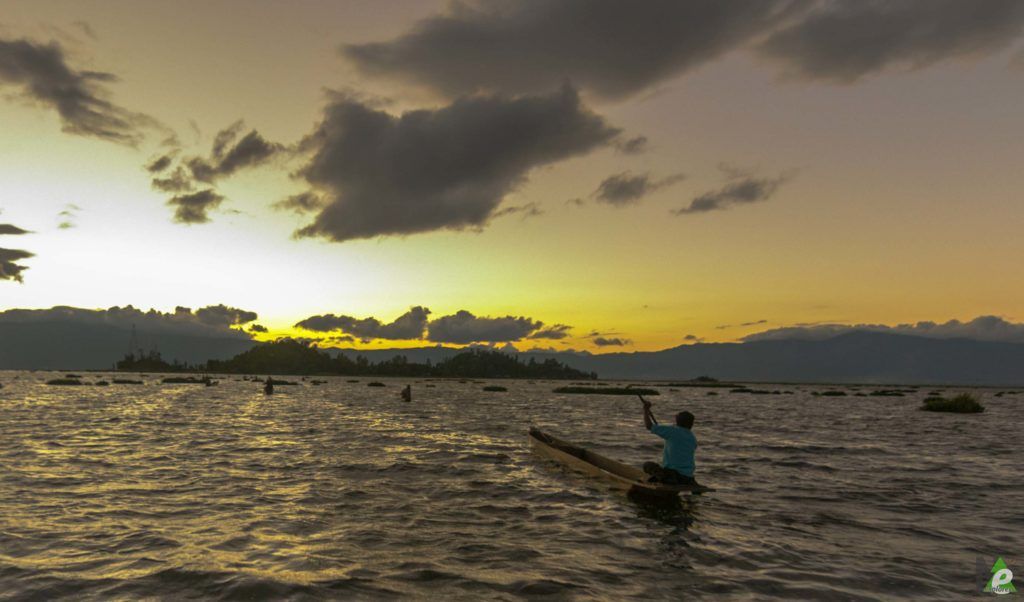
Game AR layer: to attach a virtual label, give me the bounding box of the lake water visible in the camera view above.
[0,372,1020,600]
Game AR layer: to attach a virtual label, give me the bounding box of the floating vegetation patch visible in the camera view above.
[553,386,659,395]
[816,390,847,397]
[483,385,507,392]
[368,382,386,387]
[870,389,907,397]
[920,393,985,413]
[112,379,144,385]
[161,377,208,384]
[46,378,83,386]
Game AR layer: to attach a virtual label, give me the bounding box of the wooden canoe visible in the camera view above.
[528,427,712,498]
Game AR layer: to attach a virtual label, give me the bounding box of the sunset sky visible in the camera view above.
[2,0,1024,351]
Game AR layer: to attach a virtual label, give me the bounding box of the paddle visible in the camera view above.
[634,390,658,425]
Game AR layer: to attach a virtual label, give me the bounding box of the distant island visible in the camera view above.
[117,338,596,380]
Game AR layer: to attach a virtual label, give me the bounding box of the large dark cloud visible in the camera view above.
[293,85,617,242]
[0,304,257,338]
[760,0,1024,83]
[426,310,544,344]
[343,0,799,100]
[295,306,431,341]
[675,172,791,215]
[167,189,225,224]
[0,222,32,282]
[744,315,1024,344]
[0,37,160,145]
[593,171,685,206]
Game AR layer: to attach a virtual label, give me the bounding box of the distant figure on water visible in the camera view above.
[639,395,698,486]
[264,377,274,396]
[401,385,412,402]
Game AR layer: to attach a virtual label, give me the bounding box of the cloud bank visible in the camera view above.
[295,306,573,344]
[0,304,259,338]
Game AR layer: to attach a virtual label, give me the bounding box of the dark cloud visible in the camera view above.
[491,202,543,220]
[593,336,631,347]
[293,85,617,242]
[151,167,194,194]
[675,172,791,215]
[295,306,431,341]
[186,123,284,183]
[528,324,572,340]
[741,319,768,327]
[593,171,685,206]
[146,153,174,173]
[272,192,325,214]
[683,334,704,343]
[167,189,225,224]
[0,224,31,236]
[248,324,268,333]
[0,304,257,338]
[343,0,799,100]
[744,316,1024,344]
[427,310,544,344]
[0,247,33,282]
[148,121,285,223]
[194,304,258,327]
[0,222,32,282]
[760,0,1024,83]
[615,135,649,155]
[0,37,161,145]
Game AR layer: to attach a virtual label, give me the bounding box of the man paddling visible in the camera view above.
[639,395,698,486]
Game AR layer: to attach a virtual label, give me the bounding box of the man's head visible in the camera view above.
[675,411,695,429]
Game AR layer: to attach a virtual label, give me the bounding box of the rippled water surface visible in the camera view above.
[1,372,1020,600]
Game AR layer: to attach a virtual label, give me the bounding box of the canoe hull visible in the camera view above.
[528,428,710,498]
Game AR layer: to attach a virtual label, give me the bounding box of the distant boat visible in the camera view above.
[528,428,712,499]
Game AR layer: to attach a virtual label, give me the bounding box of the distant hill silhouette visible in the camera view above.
[2,321,1022,384]
[0,321,252,370]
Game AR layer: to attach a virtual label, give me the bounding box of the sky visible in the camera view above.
[2,0,1024,352]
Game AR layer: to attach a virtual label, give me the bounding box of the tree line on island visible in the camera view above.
[116,338,596,380]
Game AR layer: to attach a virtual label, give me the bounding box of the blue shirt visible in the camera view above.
[651,424,697,476]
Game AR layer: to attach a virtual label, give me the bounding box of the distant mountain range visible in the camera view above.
[338,331,1024,385]
[2,320,1022,385]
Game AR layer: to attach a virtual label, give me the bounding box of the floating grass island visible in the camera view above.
[553,386,659,395]
[367,382,386,387]
[112,379,144,385]
[483,385,507,392]
[920,393,985,413]
[46,378,83,386]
